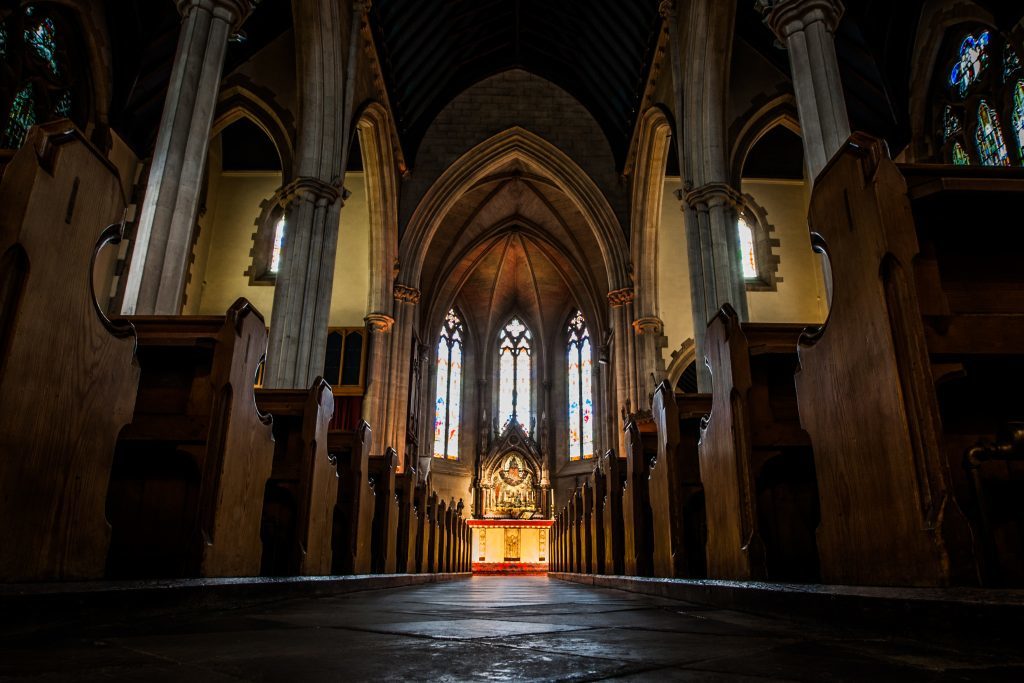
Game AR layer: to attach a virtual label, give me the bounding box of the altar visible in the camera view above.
[469,519,552,574]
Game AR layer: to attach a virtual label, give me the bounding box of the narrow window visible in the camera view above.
[498,317,531,434]
[1013,81,1024,157]
[738,216,758,280]
[269,217,285,274]
[567,311,594,461]
[976,100,1010,166]
[433,310,464,459]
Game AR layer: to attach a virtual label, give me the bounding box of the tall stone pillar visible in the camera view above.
[632,316,665,403]
[663,0,748,391]
[264,0,365,389]
[387,284,420,471]
[122,0,255,315]
[362,312,395,456]
[766,0,850,179]
[608,287,634,456]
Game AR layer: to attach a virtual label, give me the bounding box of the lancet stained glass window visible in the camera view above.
[567,311,594,461]
[1005,44,1022,83]
[950,31,990,97]
[25,10,59,76]
[738,216,757,280]
[976,100,1010,166]
[943,106,961,142]
[1013,81,1024,157]
[270,217,286,274]
[498,317,531,434]
[953,142,970,166]
[2,86,36,150]
[433,309,465,459]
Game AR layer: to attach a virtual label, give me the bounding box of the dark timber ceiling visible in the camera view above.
[368,0,663,168]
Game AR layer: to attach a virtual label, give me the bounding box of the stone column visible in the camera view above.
[608,287,634,456]
[362,312,395,457]
[632,316,666,401]
[387,284,420,471]
[121,0,255,315]
[264,0,364,388]
[662,0,748,391]
[766,0,850,180]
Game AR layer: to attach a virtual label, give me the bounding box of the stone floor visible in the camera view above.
[3,575,1024,682]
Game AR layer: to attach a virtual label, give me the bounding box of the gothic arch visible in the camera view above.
[666,338,697,389]
[400,127,630,292]
[213,77,296,180]
[907,0,997,161]
[355,102,400,317]
[630,106,673,323]
[729,94,802,187]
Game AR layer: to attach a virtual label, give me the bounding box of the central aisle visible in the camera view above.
[4,576,1022,680]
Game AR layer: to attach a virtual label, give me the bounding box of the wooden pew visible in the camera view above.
[796,134,1024,586]
[623,419,655,577]
[108,299,274,578]
[413,476,432,573]
[0,123,138,582]
[588,462,607,575]
[369,448,399,574]
[395,462,419,573]
[328,420,375,574]
[255,379,336,576]
[701,306,819,582]
[601,450,626,575]
[437,499,448,573]
[581,481,594,574]
[650,382,711,578]
[427,492,440,573]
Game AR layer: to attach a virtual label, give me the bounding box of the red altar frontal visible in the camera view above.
[468,519,553,574]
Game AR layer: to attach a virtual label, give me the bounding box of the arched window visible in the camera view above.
[934,28,1023,166]
[737,216,758,280]
[566,311,594,461]
[433,309,464,460]
[976,100,1010,166]
[0,6,78,150]
[270,217,286,274]
[498,317,531,434]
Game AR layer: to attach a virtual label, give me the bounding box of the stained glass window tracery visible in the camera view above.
[975,100,1010,166]
[433,309,465,460]
[270,217,285,274]
[953,142,970,165]
[2,85,36,150]
[1005,44,1022,83]
[25,13,59,76]
[950,31,990,97]
[1013,81,1024,157]
[566,311,594,461]
[498,317,531,434]
[738,216,757,280]
[943,106,962,142]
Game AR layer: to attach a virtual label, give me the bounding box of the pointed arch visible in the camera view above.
[213,76,297,180]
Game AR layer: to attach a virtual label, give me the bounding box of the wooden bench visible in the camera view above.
[601,450,626,576]
[796,134,1024,586]
[108,299,274,578]
[328,420,374,574]
[369,449,399,574]
[437,499,449,573]
[0,123,138,582]
[587,461,607,575]
[395,463,419,573]
[650,383,710,578]
[413,477,432,573]
[701,306,819,582]
[623,418,655,577]
[255,380,336,576]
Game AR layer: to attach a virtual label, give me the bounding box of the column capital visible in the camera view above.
[683,182,744,211]
[277,176,343,209]
[393,284,421,305]
[632,317,664,336]
[364,313,395,333]
[177,0,256,32]
[607,287,635,307]
[765,0,845,41]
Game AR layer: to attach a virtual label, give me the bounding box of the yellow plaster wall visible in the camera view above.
[743,178,827,324]
[185,168,373,325]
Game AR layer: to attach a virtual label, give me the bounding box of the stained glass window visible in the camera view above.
[0,23,7,58]
[943,106,962,142]
[1005,44,1022,83]
[433,309,465,460]
[738,216,757,280]
[567,311,594,461]
[975,100,1010,166]
[2,85,36,150]
[270,217,286,274]
[25,13,59,76]
[950,31,990,97]
[953,142,970,166]
[1013,81,1024,157]
[498,317,531,434]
